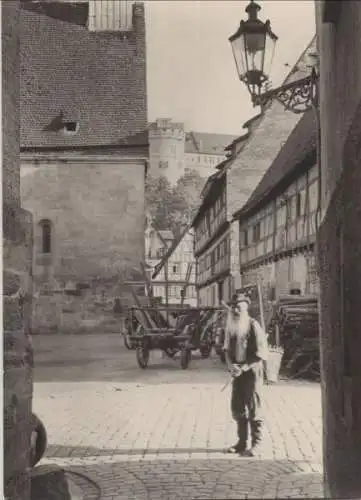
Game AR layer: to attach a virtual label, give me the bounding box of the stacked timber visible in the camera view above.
[269,294,320,381]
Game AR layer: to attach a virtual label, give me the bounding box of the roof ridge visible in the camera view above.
[282,35,317,85]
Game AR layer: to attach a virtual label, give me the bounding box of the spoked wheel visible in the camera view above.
[136,342,150,369]
[30,413,47,467]
[180,347,191,369]
[200,344,212,359]
[123,333,135,350]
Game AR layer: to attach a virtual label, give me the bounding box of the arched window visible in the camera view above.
[39,219,52,254]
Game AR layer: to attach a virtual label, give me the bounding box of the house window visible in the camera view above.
[218,281,224,303]
[296,192,302,217]
[39,219,52,254]
[253,222,261,243]
[309,181,318,212]
[156,248,165,258]
[159,160,169,170]
[62,121,79,135]
[172,264,179,274]
[244,229,248,246]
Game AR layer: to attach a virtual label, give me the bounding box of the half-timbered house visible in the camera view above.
[191,130,251,307]
[151,227,197,307]
[192,37,317,308]
[233,109,319,324]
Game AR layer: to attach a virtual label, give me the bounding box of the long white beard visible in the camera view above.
[227,311,250,335]
[238,312,250,335]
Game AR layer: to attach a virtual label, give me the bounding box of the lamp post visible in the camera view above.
[229,0,318,114]
[229,0,322,227]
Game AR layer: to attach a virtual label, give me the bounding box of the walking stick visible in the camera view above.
[220,368,243,392]
[220,376,233,392]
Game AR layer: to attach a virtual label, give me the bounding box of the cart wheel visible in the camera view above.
[30,413,47,467]
[180,348,191,369]
[200,345,212,359]
[136,343,149,369]
[123,333,135,350]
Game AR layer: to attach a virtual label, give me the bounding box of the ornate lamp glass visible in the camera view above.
[229,0,278,99]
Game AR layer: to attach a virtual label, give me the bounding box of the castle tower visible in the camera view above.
[148,118,186,185]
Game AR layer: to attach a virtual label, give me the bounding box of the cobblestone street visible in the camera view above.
[33,334,324,499]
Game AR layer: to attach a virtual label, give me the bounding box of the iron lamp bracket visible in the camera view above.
[252,68,319,114]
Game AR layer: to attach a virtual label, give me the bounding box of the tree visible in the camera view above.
[145,170,206,235]
[174,169,205,213]
[145,175,174,230]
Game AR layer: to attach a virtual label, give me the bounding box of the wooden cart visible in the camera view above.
[128,306,227,369]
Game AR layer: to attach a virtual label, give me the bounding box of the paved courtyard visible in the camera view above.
[32,334,324,499]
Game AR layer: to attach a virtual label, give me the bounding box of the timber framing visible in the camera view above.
[234,110,318,272]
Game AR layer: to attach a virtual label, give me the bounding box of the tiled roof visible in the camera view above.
[233,109,317,221]
[158,230,174,241]
[20,3,148,149]
[185,132,238,155]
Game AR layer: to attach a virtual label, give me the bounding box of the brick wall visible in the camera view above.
[3,1,34,498]
[21,156,146,333]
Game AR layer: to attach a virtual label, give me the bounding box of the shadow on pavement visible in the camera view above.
[40,456,324,499]
[31,464,71,500]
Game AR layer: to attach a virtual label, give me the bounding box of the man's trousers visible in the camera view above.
[231,366,263,449]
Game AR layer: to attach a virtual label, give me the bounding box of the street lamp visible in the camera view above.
[229,0,318,114]
[229,0,278,100]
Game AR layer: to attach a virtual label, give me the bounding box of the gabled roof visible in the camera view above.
[158,230,174,241]
[152,226,192,279]
[185,132,238,155]
[20,3,148,149]
[233,109,317,221]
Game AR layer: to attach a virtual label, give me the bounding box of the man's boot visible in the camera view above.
[249,420,263,456]
[227,418,248,454]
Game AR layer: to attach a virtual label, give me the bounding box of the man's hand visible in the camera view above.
[230,364,243,378]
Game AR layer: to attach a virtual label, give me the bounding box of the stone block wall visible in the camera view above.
[21,157,146,333]
[3,208,34,499]
[3,1,34,498]
[316,3,361,497]
[317,101,361,500]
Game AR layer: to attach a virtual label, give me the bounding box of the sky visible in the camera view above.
[145,1,316,135]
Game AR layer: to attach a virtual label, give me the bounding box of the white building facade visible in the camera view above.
[151,228,197,307]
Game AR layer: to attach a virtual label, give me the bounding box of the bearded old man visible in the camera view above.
[223,292,268,456]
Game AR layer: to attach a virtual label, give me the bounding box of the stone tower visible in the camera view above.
[148,118,186,185]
